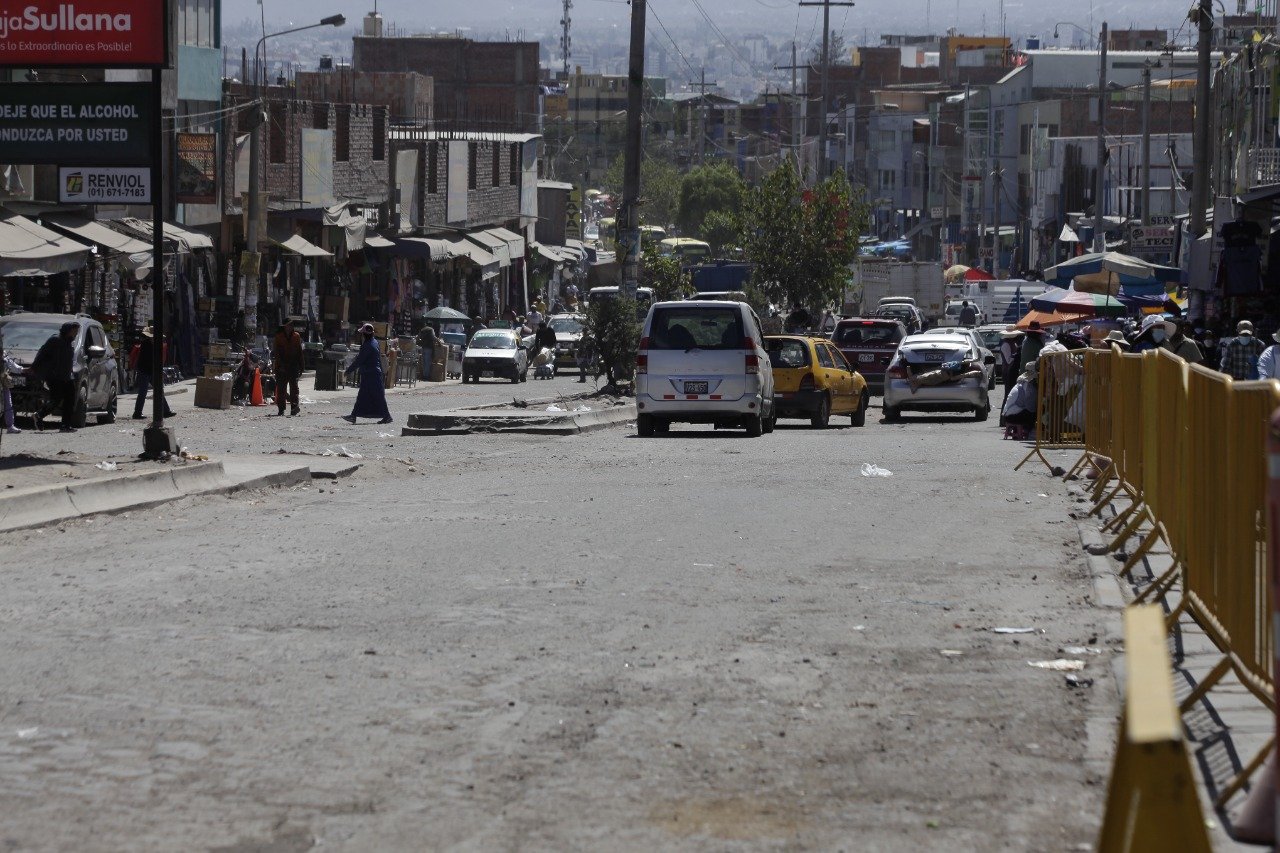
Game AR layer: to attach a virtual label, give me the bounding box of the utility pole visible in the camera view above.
[1189,0,1213,238]
[619,0,646,299]
[560,0,572,78]
[1140,60,1153,224]
[773,44,809,177]
[686,68,719,167]
[982,96,992,273]
[992,161,1002,279]
[799,0,855,181]
[1030,106,1039,270]
[1092,21,1109,253]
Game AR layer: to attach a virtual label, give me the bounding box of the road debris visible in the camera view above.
[1028,659,1085,672]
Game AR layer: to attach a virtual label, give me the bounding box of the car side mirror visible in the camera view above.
[86,345,106,359]
[984,354,996,365]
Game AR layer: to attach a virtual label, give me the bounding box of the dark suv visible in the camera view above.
[832,318,906,395]
[0,312,119,426]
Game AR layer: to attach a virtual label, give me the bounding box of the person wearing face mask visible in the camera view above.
[1130,315,1166,353]
[1160,320,1203,364]
[342,323,393,424]
[1255,328,1280,380]
[1221,320,1266,380]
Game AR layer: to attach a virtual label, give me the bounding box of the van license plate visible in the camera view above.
[684,381,708,394]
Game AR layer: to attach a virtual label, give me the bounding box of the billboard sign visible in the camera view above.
[0,82,152,164]
[175,131,216,204]
[0,0,167,67]
[58,165,150,203]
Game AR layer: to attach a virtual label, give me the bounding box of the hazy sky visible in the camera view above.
[225,0,1203,42]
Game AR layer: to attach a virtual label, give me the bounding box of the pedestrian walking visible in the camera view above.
[2,352,21,433]
[1161,320,1204,364]
[342,323,392,424]
[272,318,303,417]
[1256,328,1280,380]
[533,320,557,362]
[30,321,78,432]
[1221,320,1266,380]
[132,326,175,420]
[999,326,1022,399]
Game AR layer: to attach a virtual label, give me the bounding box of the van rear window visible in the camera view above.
[649,306,744,350]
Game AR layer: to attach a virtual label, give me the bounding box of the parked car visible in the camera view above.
[548,313,585,368]
[0,311,119,426]
[882,330,996,422]
[765,335,869,427]
[917,326,999,390]
[976,324,1008,375]
[941,299,985,327]
[635,300,775,437]
[461,328,528,383]
[831,318,907,396]
[874,301,927,334]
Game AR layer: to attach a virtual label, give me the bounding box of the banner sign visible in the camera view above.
[175,131,215,204]
[0,82,152,164]
[59,165,149,202]
[0,0,167,67]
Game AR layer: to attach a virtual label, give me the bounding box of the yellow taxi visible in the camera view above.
[764,335,869,427]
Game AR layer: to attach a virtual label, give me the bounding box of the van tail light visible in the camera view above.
[886,362,908,380]
[799,374,816,391]
[745,352,759,374]
[636,337,649,374]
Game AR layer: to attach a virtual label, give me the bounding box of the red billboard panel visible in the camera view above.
[0,0,167,68]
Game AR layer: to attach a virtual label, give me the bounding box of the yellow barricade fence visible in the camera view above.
[1019,345,1280,824]
[1015,349,1086,472]
[1098,605,1211,853]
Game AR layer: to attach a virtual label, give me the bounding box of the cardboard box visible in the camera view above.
[208,342,229,360]
[203,364,229,378]
[372,321,390,339]
[324,296,349,322]
[194,377,233,409]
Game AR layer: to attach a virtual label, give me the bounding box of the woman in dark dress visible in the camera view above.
[342,323,392,424]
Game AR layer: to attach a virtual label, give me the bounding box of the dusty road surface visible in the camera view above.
[0,411,1115,851]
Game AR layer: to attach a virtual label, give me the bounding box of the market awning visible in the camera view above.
[324,202,367,251]
[390,236,451,261]
[0,209,92,277]
[447,238,499,272]
[109,217,214,252]
[531,242,570,264]
[41,214,151,256]
[485,226,527,259]
[275,234,332,258]
[465,229,511,267]
[364,234,395,249]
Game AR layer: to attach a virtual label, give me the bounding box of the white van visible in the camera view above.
[634,300,775,437]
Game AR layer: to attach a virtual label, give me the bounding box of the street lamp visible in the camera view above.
[1053,22,1095,48]
[245,13,345,307]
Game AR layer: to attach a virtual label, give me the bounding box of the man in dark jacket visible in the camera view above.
[31,321,78,432]
[133,326,175,420]
[272,318,303,416]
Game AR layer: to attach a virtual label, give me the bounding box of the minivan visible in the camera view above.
[634,300,775,437]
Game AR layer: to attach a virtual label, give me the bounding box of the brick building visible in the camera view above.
[294,69,435,123]
[352,36,540,132]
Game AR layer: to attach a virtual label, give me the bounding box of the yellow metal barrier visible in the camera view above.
[1098,605,1211,853]
[1064,349,1114,480]
[1015,349,1086,472]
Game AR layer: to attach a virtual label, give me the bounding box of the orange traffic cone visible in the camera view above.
[249,368,265,406]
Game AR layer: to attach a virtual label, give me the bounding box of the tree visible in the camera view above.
[584,295,640,387]
[676,162,746,238]
[640,242,690,301]
[738,160,868,314]
[701,210,741,255]
[808,31,849,66]
[603,154,681,227]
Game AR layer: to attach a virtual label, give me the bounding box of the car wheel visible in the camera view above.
[637,413,655,437]
[883,405,901,423]
[810,394,830,429]
[654,419,670,434]
[850,391,867,427]
[762,411,776,434]
[99,384,117,424]
[744,413,763,437]
[974,405,990,422]
[69,383,89,428]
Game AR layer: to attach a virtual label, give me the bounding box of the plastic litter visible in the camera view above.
[16,727,38,739]
[939,649,964,657]
[993,627,1036,634]
[573,404,592,412]
[860,463,893,477]
[546,405,566,412]
[1060,646,1102,656]
[321,446,363,459]
[1028,659,1085,671]
[377,432,394,438]
[1064,674,1094,688]
[299,396,318,405]
[218,372,233,381]
[94,461,118,471]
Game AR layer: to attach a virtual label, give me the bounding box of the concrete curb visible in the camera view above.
[0,458,312,534]
[401,403,635,436]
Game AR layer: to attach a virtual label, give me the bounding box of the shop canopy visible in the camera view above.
[531,242,571,265]
[446,239,499,278]
[42,214,151,256]
[465,229,511,268]
[110,217,214,252]
[1044,250,1181,287]
[364,234,395,249]
[275,234,332,259]
[0,209,92,277]
[390,236,451,261]
[324,202,367,251]
[485,226,527,259]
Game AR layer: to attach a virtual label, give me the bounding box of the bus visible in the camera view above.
[638,225,668,247]
[584,285,654,319]
[657,237,711,264]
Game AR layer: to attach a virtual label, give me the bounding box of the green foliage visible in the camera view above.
[676,163,746,238]
[603,154,682,227]
[640,243,690,301]
[701,210,741,255]
[584,294,640,385]
[738,160,868,314]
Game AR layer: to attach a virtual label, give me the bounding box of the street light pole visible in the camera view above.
[1092,21,1109,254]
[1189,0,1213,239]
[1140,60,1154,224]
[620,0,645,300]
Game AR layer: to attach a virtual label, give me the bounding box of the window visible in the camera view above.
[766,338,810,369]
[427,142,438,194]
[879,170,897,191]
[491,144,500,187]
[827,345,850,371]
[373,108,385,161]
[815,344,835,369]
[877,129,895,151]
[509,144,520,185]
[468,143,477,189]
[647,306,745,351]
[313,104,328,130]
[268,102,286,164]
[335,105,350,162]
